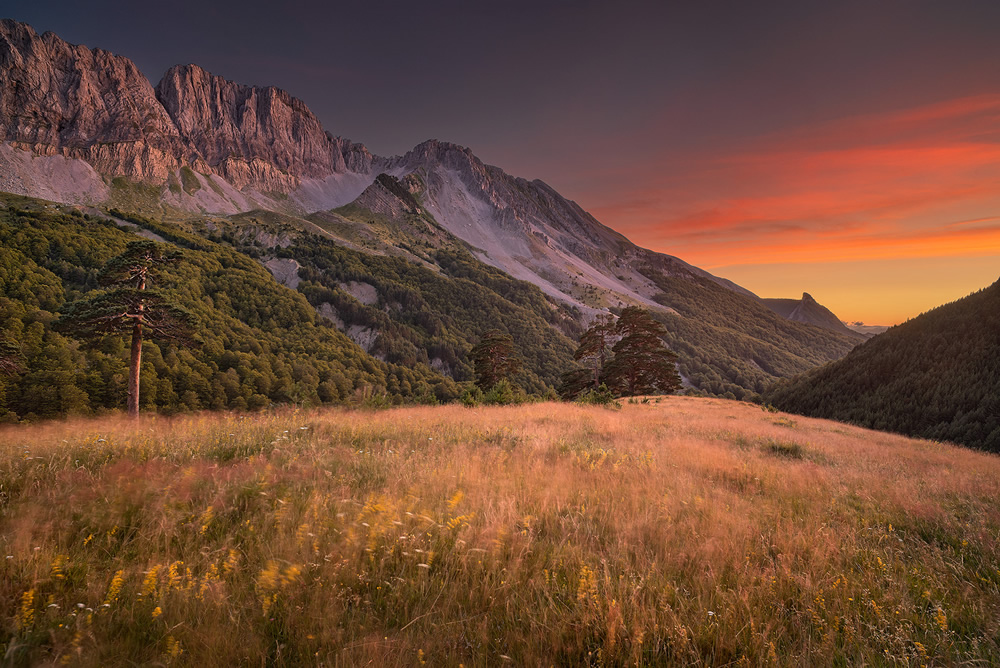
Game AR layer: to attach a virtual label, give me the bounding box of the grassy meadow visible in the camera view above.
[2,398,999,666]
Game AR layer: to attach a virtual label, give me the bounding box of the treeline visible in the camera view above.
[766,279,1000,452]
[0,198,457,420]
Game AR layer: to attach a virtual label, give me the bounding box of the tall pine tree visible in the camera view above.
[470,330,521,391]
[55,241,196,416]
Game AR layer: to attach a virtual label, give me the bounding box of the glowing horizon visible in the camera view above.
[588,94,1000,325]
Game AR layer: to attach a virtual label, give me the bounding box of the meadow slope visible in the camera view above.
[2,399,999,666]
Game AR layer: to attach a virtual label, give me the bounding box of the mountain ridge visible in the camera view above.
[762,292,860,337]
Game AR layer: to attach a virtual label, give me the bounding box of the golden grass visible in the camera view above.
[2,397,999,666]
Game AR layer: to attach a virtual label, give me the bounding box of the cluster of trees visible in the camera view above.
[268,234,579,394]
[767,279,1000,452]
[559,306,682,400]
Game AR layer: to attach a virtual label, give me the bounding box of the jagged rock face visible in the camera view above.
[0,19,185,180]
[0,20,375,192]
[155,64,372,190]
[353,173,422,219]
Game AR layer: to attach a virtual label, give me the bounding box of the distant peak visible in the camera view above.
[409,139,473,157]
[802,292,815,302]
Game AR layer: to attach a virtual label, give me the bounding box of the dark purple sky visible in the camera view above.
[5,0,1000,322]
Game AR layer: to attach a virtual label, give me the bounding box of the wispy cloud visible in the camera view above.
[592,94,1000,269]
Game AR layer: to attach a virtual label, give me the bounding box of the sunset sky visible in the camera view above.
[7,0,1000,324]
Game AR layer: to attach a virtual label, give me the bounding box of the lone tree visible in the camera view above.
[469,330,521,391]
[602,306,682,397]
[575,313,616,389]
[55,240,196,416]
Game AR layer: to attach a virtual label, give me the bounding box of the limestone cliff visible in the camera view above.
[0,19,372,194]
[154,64,372,190]
[0,18,185,181]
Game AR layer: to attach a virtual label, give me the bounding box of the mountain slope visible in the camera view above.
[766,279,1000,451]
[0,194,458,420]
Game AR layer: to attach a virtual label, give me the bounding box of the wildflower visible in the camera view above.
[103,570,125,606]
[223,549,240,576]
[51,554,69,580]
[199,506,214,535]
[577,565,598,604]
[18,589,35,631]
[167,561,184,591]
[152,606,163,619]
[141,565,161,599]
[934,607,948,631]
[165,636,183,659]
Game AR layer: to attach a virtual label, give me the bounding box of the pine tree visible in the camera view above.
[574,313,616,389]
[55,241,196,416]
[470,330,521,391]
[603,306,681,397]
[559,313,617,399]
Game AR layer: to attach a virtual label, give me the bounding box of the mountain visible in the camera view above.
[0,19,864,404]
[762,292,860,337]
[766,279,1000,451]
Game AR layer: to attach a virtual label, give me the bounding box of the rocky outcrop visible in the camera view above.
[0,19,186,181]
[154,64,373,190]
[762,293,861,338]
[0,20,374,193]
[352,173,422,219]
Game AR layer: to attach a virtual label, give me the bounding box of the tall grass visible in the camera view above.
[2,398,999,665]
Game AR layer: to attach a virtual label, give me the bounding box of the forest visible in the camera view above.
[767,279,1000,452]
[0,196,459,420]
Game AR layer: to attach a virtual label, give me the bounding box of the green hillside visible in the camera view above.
[187,208,582,395]
[215,199,862,403]
[0,195,457,420]
[766,279,1000,451]
[640,268,862,401]
[0,189,867,419]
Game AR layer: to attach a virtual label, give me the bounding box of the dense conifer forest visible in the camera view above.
[767,279,1000,451]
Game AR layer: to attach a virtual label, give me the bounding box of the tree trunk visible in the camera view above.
[128,317,142,417]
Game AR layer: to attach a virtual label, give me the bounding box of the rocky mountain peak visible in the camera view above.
[0,19,184,180]
[154,63,372,190]
[0,20,376,194]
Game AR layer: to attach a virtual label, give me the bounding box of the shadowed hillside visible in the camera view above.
[767,278,1000,451]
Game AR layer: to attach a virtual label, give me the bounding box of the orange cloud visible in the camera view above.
[592,94,1000,273]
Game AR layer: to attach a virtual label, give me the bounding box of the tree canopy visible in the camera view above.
[561,306,682,399]
[55,241,197,415]
[470,330,521,391]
